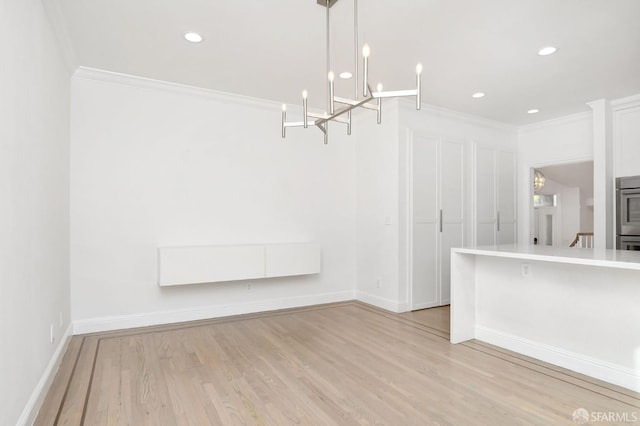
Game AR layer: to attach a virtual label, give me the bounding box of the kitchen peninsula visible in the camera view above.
[450,244,640,392]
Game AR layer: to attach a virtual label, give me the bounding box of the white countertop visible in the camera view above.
[452,244,640,271]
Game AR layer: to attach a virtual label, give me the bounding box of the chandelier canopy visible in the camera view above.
[281,0,423,144]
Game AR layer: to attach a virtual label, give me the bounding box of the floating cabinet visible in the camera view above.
[158,243,321,286]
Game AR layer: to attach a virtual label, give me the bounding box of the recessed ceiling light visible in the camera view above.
[339,71,353,79]
[184,32,203,43]
[528,109,540,114]
[471,92,485,98]
[537,46,557,56]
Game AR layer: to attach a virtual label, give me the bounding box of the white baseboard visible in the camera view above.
[475,326,640,392]
[355,291,409,313]
[17,323,73,426]
[73,291,356,334]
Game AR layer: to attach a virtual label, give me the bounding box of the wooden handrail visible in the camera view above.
[569,232,594,248]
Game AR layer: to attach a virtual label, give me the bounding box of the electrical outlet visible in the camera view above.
[377,278,382,288]
[49,323,55,344]
[247,283,252,292]
[521,263,532,278]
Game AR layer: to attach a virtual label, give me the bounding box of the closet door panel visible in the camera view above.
[412,135,440,309]
[497,150,516,222]
[440,222,463,304]
[412,223,439,309]
[441,140,464,222]
[476,146,496,223]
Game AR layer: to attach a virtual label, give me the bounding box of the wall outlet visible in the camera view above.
[377,278,382,288]
[247,283,252,291]
[521,263,532,278]
[49,323,55,344]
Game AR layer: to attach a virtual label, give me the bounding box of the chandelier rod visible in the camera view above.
[354,0,358,101]
[326,0,331,116]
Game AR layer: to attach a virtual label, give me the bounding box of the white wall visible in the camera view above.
[70,70,357,331]
[0,1,72,424]
[613,96,640,178]
[536,179,582,247]
[517,113,593,244]
[354,103,402,311]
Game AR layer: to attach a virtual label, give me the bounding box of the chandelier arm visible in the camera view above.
[315,122,328,145]
[308,112,350,125]
[315,95,374,126]
[372,89,419,98]
[283,121,316,129]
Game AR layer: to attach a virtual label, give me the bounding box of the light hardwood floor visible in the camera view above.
[36,302,639,425]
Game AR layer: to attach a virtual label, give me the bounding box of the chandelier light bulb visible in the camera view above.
[377,83,383,92]
[328,71,335,82]
[302,90,308,99]
[362,43,370,58]
[416,63,423,75]
[282,104,287,112]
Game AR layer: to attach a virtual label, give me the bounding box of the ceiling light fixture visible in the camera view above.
[533,169,546,192]
[472,92,485,98]
[528,109,540,114]
[537,46,557,56]
[184,32,203,43]
[281,0,422,144]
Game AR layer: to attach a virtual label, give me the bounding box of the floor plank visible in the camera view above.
[36,302,640,425]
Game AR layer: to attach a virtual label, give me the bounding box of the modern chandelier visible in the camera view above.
[533,169,546,192]
[281,0,422,144]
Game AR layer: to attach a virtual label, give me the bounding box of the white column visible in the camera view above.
[588,99,614,249]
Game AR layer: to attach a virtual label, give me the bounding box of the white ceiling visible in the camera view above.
[57,0,640,125]
[538,161,594,197]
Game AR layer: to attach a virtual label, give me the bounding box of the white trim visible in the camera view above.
[518,110,592,134]
[73,291,355,334]
[397,98,516,133]
[356,291,409,313]
[73,67,283,111]
[611,93,640,110]
[475,325,640,392]
[528,156,594,169]
[17,323,73,426]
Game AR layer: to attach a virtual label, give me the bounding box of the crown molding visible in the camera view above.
[40,0,78,74]
[73,67,285,111]
[610,93,640,110]
[397,98,517,133]
[517,110,592,134]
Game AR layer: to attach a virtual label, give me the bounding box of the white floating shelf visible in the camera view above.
[158,243,321,286]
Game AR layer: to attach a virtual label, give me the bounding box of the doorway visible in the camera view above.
[531,161,594,247]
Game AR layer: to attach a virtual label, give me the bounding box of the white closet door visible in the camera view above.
[497,150,517,245]
[475,146,497,246]
[439,139,464,304]
[412,135,439,309]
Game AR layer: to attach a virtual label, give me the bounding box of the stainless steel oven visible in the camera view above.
[616,236,640,251]
[616,176,640,249]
